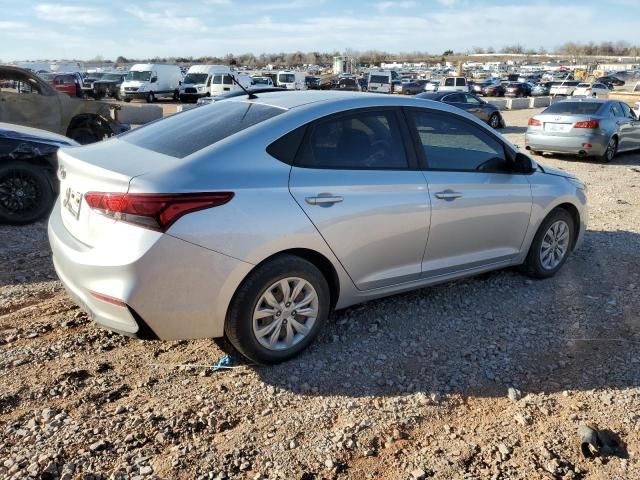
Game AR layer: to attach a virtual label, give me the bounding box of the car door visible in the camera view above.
[288,108,431,290]
[462,93,489,121]
[405,107,533,277]
[615,102,639,151]
[441,92,466,111]
[0,72,62,133]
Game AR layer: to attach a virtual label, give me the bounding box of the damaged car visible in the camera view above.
[0,123,78,224]
[0,66,129,144]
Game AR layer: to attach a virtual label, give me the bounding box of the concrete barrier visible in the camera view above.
[486,98,507,110]
[176,104,199,113]
[530,96,551,108]
[114,104,163,124]
[506,98,530,110]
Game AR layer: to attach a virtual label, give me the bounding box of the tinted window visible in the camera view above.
[296,110,408,169]
[122,102,284,158]
[610,103,624,117]
[620,102,635,118]
[369,75,390,84]
[410,111,509,173]
[444,78,455,86]
[443,93,464,103]
[463,94,482,105]
[455,78,466,86]
[543,102,602,115]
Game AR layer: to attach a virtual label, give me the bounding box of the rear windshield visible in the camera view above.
[121,101,285,158]
[543,102,603,115]
[577,83,590,87]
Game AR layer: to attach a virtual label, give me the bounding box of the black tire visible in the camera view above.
[173,90,179,101]
[0,161,54,225]
[123,97,131,103]
[146,92,155,103]
[488,113,501,129]
[522,208,575,279]
[597,136,617,163]
[225,255,331,364]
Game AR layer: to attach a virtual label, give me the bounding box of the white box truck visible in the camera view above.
[120,64,183,103]
[179,65,224,102]
[277,71,307,90]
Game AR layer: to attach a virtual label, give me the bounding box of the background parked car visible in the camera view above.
[472,79,500,96]
[531,82,556,96]
[337,77,360,91]
[505,82,533,97]
[0,122,79,224]
[597,75,625,87]
[572,82,610,98]
[0,66,129,144]
[39,72,82,98]
[525,99,640,162]
[196,87,289,105]
[394,80,426,95]
[482,83,506,97]
[416,91,505,129]
[550,80,581,96]
[424,80,440,92]
[90,73,126,100]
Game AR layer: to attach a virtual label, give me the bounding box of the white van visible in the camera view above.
[178,65,216,102]
[208,67,253,97]
[121,64,183,103]
[367,70,400,94]
[438,76,469,92]
[277,71,307,90]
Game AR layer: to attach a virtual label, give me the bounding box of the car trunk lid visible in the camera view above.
[57,138,177,246]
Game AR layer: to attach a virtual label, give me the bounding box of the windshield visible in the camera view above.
[278,74,296,83]
[126,70,152,82]
[38,73,56,82]
[543,102,602,115]
[121,102,285,158]
[369,75,390,84]
[253,77,270,84]
[184,73,209,84]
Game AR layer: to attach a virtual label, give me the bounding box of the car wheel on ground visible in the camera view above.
[225,255,331,364]
[0,161,54,225]
[147,92,155,103]
[123,97,131,103]
[598,136,618,163]
[522,208,575,279]
[489,113,501,129]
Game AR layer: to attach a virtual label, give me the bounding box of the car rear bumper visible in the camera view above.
[525,131,609,156]
[48,199,254,340]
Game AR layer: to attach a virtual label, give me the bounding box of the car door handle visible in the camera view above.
[305,195,343,206]
[435,191,463,200]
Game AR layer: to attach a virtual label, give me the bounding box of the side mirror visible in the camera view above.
[178,81,182,86]
[151,77,158,83]
[515,152,535,174]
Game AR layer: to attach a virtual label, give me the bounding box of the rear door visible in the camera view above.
[613,102,634,151]
[289,108,430,290]
[405,108,532,276]
[618,102,640,151]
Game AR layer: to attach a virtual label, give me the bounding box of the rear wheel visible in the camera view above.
[598,136,617,163]
[146,92,155,103]
[522,208,574,279]
[225,255,330,364]
[488,113,501,129]
[0,162,54,225]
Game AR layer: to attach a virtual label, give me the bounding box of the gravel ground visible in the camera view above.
[1,108,640,480]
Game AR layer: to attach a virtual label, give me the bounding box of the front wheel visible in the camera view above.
[146,92,155,103]
[225,255,330,364]
[488,113,501,129]
[0,162,54,225]
[522,208,575,279]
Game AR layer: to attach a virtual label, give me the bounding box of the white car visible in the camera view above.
[572,82,610,98]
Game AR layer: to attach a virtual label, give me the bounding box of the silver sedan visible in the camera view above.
[49,91,587,364]
[525,98,640,162]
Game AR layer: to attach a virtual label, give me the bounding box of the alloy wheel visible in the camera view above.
[540,220,570,270]
[252,277,319,351]
[0,170,41,217]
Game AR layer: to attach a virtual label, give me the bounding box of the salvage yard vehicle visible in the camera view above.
[277,71,307,90]
[394,80,427,95]
[49,91,587,364]
[0,122,78,224]
[505,82,533,98]
[0,66,129,144]
[196,87,288,105]
[120,63,183,103]
[550,80,581,96]
[178,65,244,103]
[39,72,83,98]
[571,82,610,98]
[525,98,640,162]
[438,76,470,93]
[89,73,126,100]
[596,75,625,87]
[367,70,399,94]
[208,68,253,97]
[416,91,505,129]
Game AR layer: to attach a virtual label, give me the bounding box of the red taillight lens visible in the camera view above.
[574,119,599,129]
[84,192,234,232]
[528,118,541,126]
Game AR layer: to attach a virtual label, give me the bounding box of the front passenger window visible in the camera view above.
[410,111,510,173]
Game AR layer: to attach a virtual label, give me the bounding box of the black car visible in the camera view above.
[504,82,532,97]
[597,75,625,87]
[90,73,126,100]
[416,92,505,129]
[0,123,79,224]
[305,76,322,90]
[473,79,501,96]
[482,83,506,97]
[336,78,360,91]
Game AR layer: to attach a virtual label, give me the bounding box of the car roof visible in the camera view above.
[225,90,371,110]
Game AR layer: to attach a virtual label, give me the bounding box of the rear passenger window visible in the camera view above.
[410,111,510,173]
[296,110,408,169]
[456,78,466,87]
[610,103,624,117]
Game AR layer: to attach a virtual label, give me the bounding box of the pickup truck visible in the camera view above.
[549,80,580,96]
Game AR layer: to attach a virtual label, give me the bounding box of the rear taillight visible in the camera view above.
[84,192,234,232]
[528,118,541,126]
[574,119,599,129]
[585,88,592,93]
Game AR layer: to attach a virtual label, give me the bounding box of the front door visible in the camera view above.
[406,108,533,276]
[289,108,430,290]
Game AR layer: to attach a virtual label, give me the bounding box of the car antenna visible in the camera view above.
[230,74,257,100]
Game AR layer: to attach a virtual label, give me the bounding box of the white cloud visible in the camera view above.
[125,7,208,32]
[205,0,233,4]
[437,0,457,6]
[0,21,27,29]
[34,4,112,25]
[376,1,417,12]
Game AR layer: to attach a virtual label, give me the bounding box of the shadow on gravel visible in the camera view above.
[500,126,527,135]
[538,149,640,167]
[256,229,640,400]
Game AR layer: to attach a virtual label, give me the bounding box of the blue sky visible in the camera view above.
[1,0,638,61]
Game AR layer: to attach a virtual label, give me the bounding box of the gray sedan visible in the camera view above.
[49,91,587,364]
[416,91,505,129]
[525,99,640,162]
